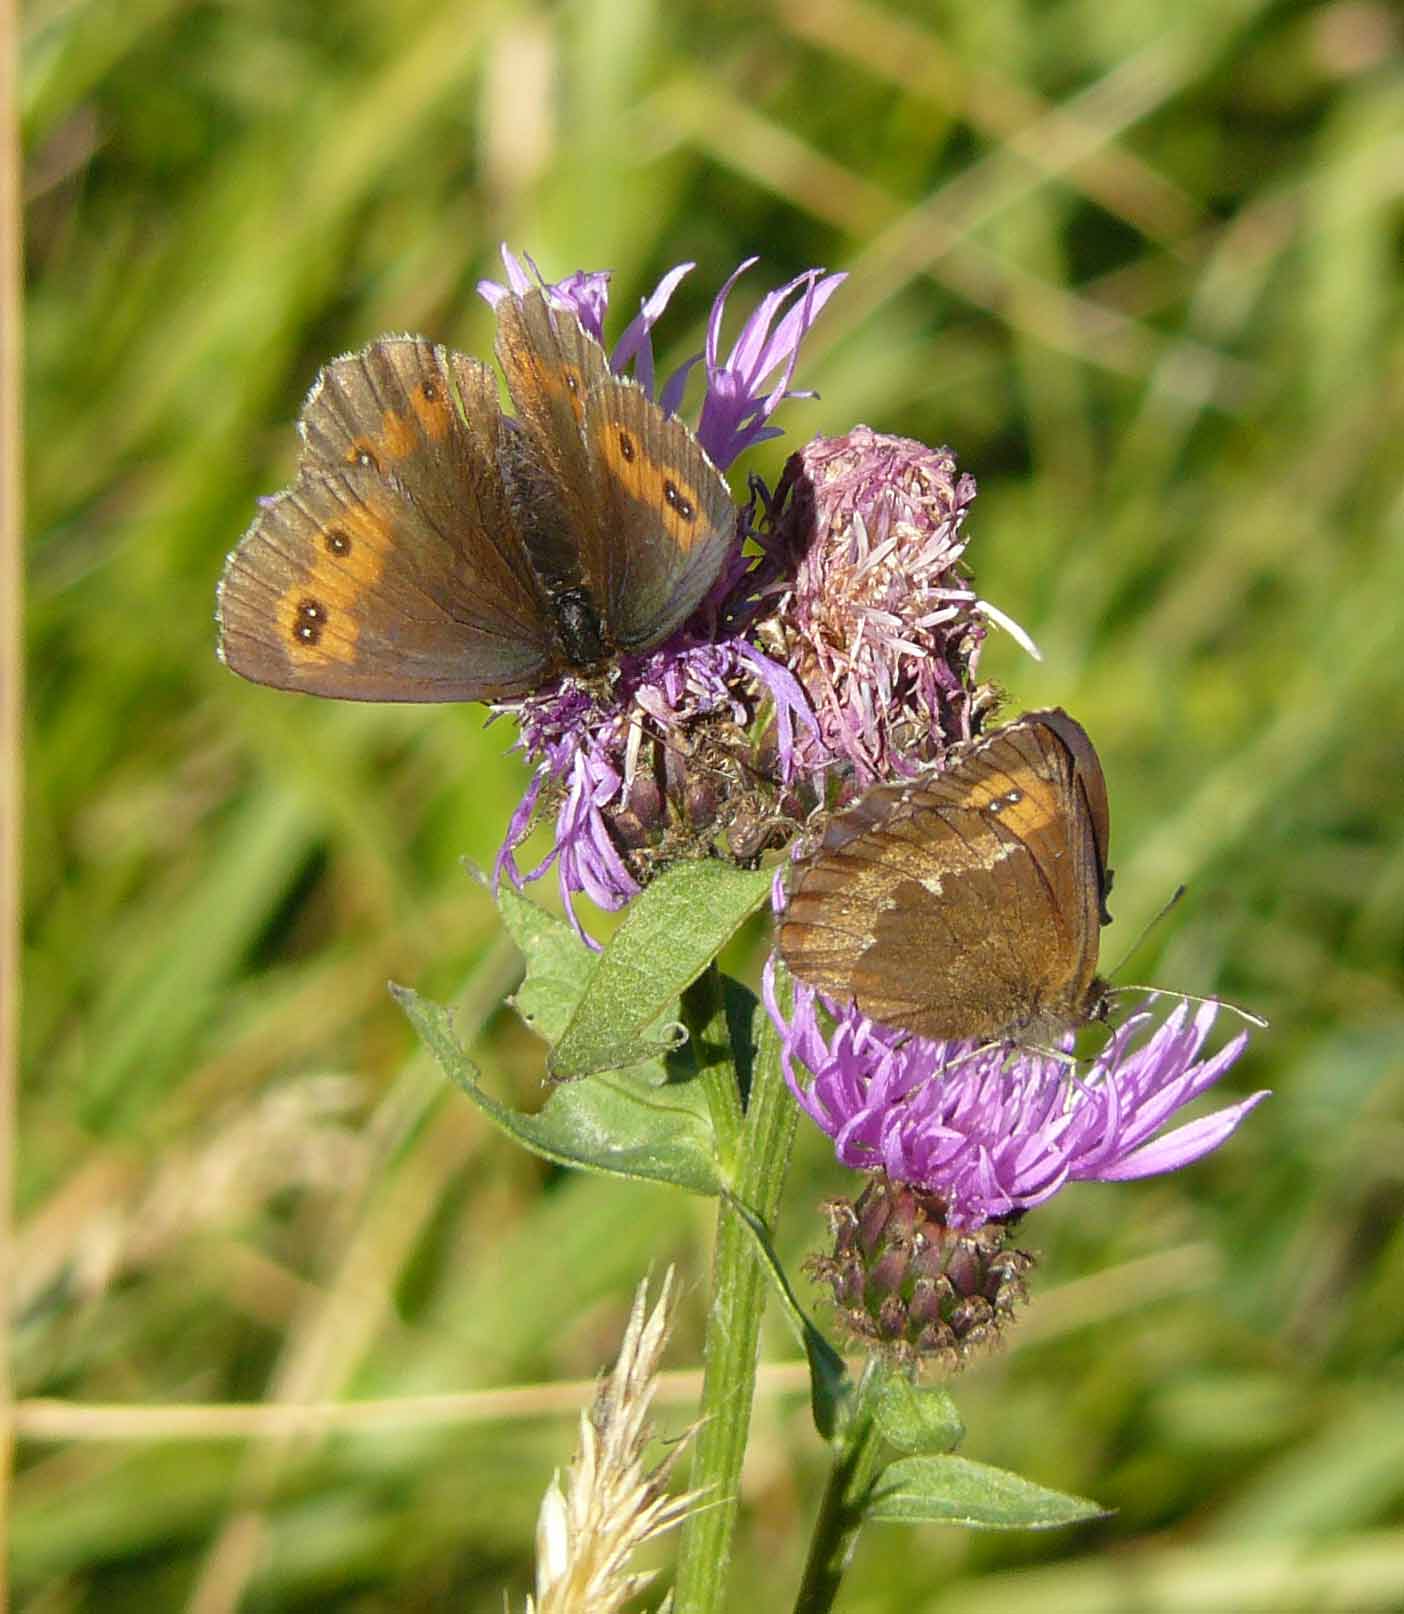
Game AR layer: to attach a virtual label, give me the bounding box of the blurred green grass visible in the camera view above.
[18,0,1404,1608]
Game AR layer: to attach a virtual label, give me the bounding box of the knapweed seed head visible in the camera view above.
[752,428,996,794]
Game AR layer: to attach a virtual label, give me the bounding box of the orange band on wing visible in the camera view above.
[409,382,455,441]
[345,408,418,470]
[954,750,1062,844]
[275,498,392,668]
[598,426,709,553]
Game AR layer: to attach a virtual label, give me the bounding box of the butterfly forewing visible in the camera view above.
[581,384,735,650]
[494,290,614,453]
[778,710,1113,1043]
[218,338,566,700]
[496,289,734,656]
[494,292,613,604]
[296,339,543,595]
[1037,707,1112,923]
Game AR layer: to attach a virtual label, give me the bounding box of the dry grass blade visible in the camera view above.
[527,1269,703,1614]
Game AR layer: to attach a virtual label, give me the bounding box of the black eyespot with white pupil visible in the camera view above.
[987,788,1023,815]
[663,479,695,523]
[349,442,380,472]
[293,598,327,645]
[617,429,636,463]
[419,379,439,403]
[325,528,351,557]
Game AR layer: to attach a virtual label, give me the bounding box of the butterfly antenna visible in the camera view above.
[1104,886,1268,1028]
[1106,984,1269,1030]
[1106,884,1186,980]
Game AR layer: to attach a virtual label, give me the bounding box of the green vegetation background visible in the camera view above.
[20,0,1404,1608]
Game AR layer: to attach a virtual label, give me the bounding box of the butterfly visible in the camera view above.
[216,290,737,702]
[777,708,1114,1045]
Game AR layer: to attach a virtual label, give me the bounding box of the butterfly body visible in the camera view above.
[217,292,736,703]
[778,709,1114,1045]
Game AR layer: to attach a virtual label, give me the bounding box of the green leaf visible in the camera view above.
[548,862,774,1080]
[494,877,593,1044]
[393,984,725,1196]
[872,1376,964,1455]
[865,1455,1107,1530]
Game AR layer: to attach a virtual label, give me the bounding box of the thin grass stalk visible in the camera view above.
[0,3,22,1606]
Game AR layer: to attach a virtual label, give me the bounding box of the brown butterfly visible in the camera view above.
[216,290,737,701]
[777,708,1114,1045]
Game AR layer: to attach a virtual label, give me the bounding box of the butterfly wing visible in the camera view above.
[779,710,1112,1042]
[494,290,616,611]
[496,289,735,654]
[218,339,559,701]
[1034,707,1112,924]
[580,383,736,651]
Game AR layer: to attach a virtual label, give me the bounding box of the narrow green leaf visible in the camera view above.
[865,1455,1107,1530]
[548,862,774,1080]
[724,1190,850,1439]
[872,1375,965,1455]
[393,984,725,1196]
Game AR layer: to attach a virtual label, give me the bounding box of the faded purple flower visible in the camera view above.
[756,429,1038,790]
[766,964,1267,1230]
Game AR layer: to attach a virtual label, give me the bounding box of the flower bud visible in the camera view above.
[807,1175,1034,1371]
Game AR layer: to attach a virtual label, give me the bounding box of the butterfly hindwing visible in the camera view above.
[216,461,557,702]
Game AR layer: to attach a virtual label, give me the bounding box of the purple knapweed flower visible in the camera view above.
[694,259,846,467]
[477,245,844,471]
[754,428,1040,792]
[482,247,840,938]
[496,636,812,942]
[766,964,1267,1231]
[477,248,615,346]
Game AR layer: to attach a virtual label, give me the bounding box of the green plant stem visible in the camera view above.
[672,990,796,1614]
[792,1363,886,1614]
[681,964,743,1165]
